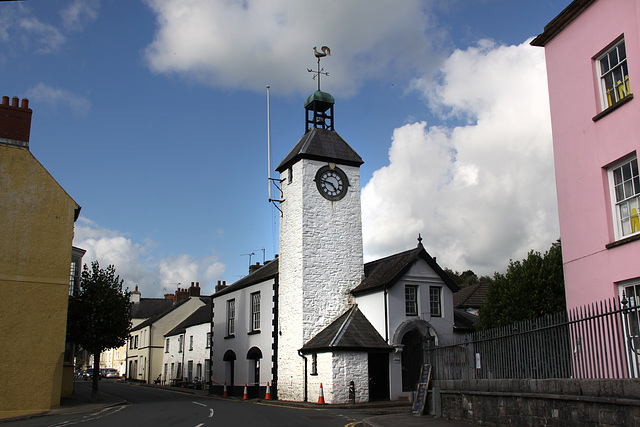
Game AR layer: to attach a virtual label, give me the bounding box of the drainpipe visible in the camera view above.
[384,286,389,342]
[298,350,308,402]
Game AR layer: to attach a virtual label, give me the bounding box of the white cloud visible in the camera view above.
[60,0,100,31]
[0,3,66,54]
[25,82,91,116]
[362,40,559,275]
[73,217,226,297]
[142,0,445,95]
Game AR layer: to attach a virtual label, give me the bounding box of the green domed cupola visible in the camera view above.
[304,90,335,132]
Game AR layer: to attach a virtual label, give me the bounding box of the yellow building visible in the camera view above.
[0,96,80,419]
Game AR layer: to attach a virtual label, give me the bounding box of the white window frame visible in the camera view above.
[608,155,640,240]
[227,299,235,336]
[251,292,261,331]
[405,285,418,316]
[597,38,631,110]
[619,279,640,377]
[430,286,442,317]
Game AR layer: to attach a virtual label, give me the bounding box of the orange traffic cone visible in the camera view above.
[223,382,229,397]
[318,383,326,404]
[243,383,249,400]
[265,382,271,400]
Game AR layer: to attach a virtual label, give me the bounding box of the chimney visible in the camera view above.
[175,287,189,302]
[188,281,201,297]
[0,96,32,149]
[249,262,262,274]
[165,293,176,303]
[130,285,141,304]
[215,280,228,293]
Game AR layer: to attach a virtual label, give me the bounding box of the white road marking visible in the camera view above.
[192,401,207,406]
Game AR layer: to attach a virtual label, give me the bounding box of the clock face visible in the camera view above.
[315,165,348,201]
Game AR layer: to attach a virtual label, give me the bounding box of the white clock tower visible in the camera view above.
[275,89,364,401]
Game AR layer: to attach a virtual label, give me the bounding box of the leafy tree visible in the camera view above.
[444,268,493,289]
[477,240,565,330]
[67,261,131,401]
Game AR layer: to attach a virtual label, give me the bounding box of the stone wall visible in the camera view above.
[431,379,640,426]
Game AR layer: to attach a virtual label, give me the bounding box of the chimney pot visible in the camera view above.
[0,95,32,147]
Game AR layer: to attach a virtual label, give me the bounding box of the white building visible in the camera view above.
[163,301,212,386]
[209,87,462,403]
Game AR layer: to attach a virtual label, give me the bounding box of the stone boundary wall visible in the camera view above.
[430,379,640,426]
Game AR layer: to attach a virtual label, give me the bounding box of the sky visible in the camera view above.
[2,0,570,297]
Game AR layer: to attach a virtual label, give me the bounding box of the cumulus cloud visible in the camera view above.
[362,40,559,275]
[74,217,226,297]
[25,82,91,116]
[143,0,445,95]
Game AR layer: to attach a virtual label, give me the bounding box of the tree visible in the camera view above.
[67,261,131,402]
[444,268,494,289]
[477,240,565,330]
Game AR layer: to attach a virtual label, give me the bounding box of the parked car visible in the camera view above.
[82,369,100,380]
[103,368,119,378]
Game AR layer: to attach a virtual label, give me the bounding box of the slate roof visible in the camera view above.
[351,243,458,296]
[453,308,479,333]
[213,258,278,298]
[275,128,363,173]
[453,282,490,310]
[131,296,207,332]
[165,299,212,337]
[131,298,173,320]
[300,305,392,354]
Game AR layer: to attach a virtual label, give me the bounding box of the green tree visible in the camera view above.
[67,261,131,401]
[477,240,565,330]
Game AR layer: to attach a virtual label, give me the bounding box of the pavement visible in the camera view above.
[1,380,475,426]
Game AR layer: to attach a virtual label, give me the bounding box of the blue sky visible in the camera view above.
[2,0,570,297]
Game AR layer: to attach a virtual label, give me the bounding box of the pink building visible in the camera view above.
[532,0,640,310]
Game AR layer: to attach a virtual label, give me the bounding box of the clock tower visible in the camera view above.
[275,89,364,401]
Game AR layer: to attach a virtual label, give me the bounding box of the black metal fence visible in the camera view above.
[427,297,640,380]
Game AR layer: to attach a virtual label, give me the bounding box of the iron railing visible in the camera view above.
[427,297,640,380]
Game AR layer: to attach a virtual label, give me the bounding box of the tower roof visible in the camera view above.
[275,127,363,172]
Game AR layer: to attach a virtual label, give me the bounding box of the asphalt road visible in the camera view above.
[8,380,370,427]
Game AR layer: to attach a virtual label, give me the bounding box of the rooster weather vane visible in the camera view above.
[308,46,331,91]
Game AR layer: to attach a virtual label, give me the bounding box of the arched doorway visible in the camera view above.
[223,350,236,390]
[246,347,262,386]
[392,318,437,394]
[401,329,423,392]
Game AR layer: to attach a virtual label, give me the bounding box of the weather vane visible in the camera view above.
[307,46,330,91]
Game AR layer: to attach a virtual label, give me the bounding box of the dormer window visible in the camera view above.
[598,39,631,110]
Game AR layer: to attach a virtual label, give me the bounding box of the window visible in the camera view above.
[311,353,318,376]
[206,332,212,348]
[189,335,193,351]
[430,287,442,317]
[178,335,183,353]
[134,335,138,349]
[251,292,261,331]
[622,282,640,354]
[609,156,640,239]
[227,299,235,336]
[598,39,631,109]
[405,285,418,316]
[69,261,76,296]
[165,338,169,353]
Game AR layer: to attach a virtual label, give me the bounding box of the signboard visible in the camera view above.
[411,364,432,416]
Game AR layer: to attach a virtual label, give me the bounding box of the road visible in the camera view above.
[7,380,372,427]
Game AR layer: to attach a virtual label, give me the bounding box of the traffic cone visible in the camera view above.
[265,382,271,400]
[223,382,228,397]
[318,383,326,404]
[243,383,248,400]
